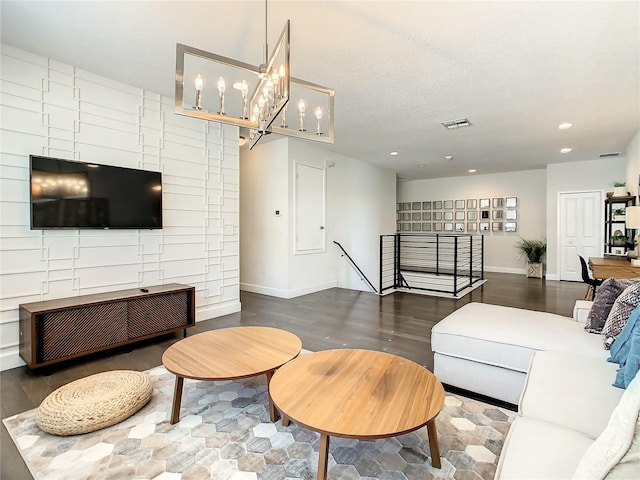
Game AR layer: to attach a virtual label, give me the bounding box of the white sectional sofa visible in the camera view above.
[431,301,639,479]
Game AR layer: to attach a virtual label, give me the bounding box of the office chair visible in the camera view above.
[579,255,604,300]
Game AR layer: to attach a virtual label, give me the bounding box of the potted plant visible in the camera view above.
[612,181,627,197]
[613,208,626,221]
[516,238,547,278]
[611,229,627,247]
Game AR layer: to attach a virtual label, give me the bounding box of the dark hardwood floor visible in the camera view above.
[0,272,586,479]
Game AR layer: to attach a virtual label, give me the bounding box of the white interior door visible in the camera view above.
[559,191,602,281]
[294,162,326,253]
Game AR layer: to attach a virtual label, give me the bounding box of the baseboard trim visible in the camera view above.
[0,346,25,372]
[240,281,337,299]
[196,301,241,322]
[484,266,527,275]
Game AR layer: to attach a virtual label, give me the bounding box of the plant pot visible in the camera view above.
[613,215,626,221]
[613,186,627,197]
[526,262,544,278]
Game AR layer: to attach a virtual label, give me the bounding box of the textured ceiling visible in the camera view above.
[1,1,639,180]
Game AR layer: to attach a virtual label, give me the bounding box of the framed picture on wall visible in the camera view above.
[444,200,454,209]
[422,212,432,221]
[422,201,432,210]
[492,222,503,231]
[468,211,478,220]
[403,213,411,221]
[444,211,454,221]
[492,210,504,220]
[412,212,421,220]
[433,201,443,209]
[412,202,421,210]
[481,210,490,219]
[444,222,454,231]
[412,223,421,231]
[402,223,411,231]
[455,223,464,232]
[467,222,477,232]
[506,197,517,208]
[422,223,432,231]
[433,212,443,220]
[505,210,517,220]
[455,211,465,220]
[467,199,477,209]
[479,222,490,231]
[402,202,411,210]
[480,198,490,208]
[455,200,465,209]
[397,223,401,231]
[433,222,443,231]
[505,222,517,232]
[493,198,504,208]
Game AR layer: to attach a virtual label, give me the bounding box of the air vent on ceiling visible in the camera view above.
[396,176,409,182]
[442,118,472,129]
[599,152,621,158]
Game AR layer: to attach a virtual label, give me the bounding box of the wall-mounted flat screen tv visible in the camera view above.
[30,155,163,229]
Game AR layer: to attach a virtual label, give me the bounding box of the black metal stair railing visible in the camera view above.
[333,241,377,293]
[379,233,484,295]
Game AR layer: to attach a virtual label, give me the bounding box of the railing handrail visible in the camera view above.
[333,241,377,293]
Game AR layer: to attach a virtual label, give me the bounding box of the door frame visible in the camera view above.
[556,189,604,281]
[292,159,327,255]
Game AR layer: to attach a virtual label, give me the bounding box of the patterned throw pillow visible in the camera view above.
[603,282,640,349]
[585,278,633,333]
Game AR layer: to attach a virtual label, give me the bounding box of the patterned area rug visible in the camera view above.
[3,365,514,480]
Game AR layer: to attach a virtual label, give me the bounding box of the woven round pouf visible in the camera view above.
[36,370,153,436]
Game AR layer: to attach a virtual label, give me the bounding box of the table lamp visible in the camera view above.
[625,206,640,260]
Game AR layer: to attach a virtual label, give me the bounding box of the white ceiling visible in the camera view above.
[1,1,639,180]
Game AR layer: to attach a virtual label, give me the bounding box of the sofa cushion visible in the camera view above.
[495,416,593,480]
[603,282,640,349]
[431,303,607,375]
[572,369,640,479]
[585,278,632,333]
[519,351,623,439]
[610,307,640,389]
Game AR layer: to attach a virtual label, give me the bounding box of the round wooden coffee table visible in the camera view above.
[270,349,445,479]
[162,326,301,424]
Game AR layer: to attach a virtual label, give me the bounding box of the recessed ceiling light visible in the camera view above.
[417,163,426,167]
[444,155,454,161]
[558,122,573,130]
[560,147,572,154]
[468,169,477,173]
[390,151,399,156]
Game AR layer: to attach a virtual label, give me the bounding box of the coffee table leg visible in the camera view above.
[265,370,279,422]
[318,434,330,480]
[427,419,441,468]
[170,376,185,425]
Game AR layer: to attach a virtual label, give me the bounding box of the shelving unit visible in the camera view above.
[604,196,636,256]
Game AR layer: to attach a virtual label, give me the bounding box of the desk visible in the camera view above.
[589,257,640,280]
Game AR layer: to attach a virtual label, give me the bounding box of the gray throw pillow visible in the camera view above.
[585,278,636,334]
[603,282,640,349]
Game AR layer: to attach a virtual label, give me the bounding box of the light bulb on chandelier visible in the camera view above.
[315,107,323,136]
[298,99,306,132]
[217,76,226,115]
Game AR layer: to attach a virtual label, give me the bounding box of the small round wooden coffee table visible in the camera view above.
[270,349,445,480]
[162,326,301,424]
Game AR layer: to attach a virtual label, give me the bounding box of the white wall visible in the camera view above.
[0,44,240,370]
[397,170,547,273]
[626,130,640,197]
[239,138,290,295]
[546,156,627,279]
[239,137,396,297]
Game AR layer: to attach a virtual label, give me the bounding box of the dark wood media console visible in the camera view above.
[19,283,196,369]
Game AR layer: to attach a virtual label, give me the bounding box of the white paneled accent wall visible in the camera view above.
[0,45,240,370]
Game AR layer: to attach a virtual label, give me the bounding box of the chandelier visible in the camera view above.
[174,2,334,149]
